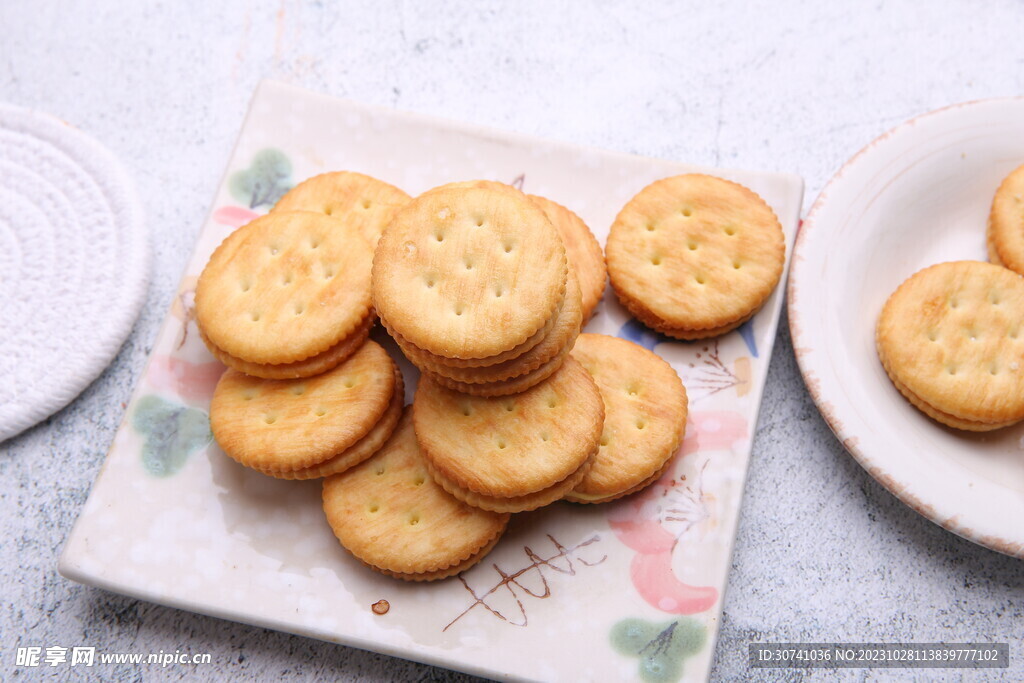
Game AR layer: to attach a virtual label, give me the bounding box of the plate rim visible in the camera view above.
[787,95,1024,559]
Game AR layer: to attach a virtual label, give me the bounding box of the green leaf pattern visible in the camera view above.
[229,148,293,209]
[610,617,706,682]
[133,395,212,477]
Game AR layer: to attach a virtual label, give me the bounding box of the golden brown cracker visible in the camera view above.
[606,174,784,334]
[424,339,574,397]
[272,171,410,247]
[419,179,525,198]
[256,366,404,479]
[568,456,674,505]
[369,529,505,582]
[987,164,1024,275]
[425,445,597,513]
[412,271,582,385]
[529,195,607,321]
[196,211,373,365]
[200,314,373,380]
[210,340,397,471]
[412,356,604,504]
[565,334,687,502]
[876,261,1024,428]
[373,186,567,360]
[383,296,559,369]
[322,409,509,580]
[617,289,758,340]
[879,348,1016,432]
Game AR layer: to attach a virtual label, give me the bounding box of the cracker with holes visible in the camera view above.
[605,174,784,339]
[322,408,509,581]
[272,171,410,247]
[407,271,583,396]
[373,185,568,362]
[196,211,373,368]
[200,314,373,381]
[413,356,604,513]
[529,195,607,322]
[876,261,1024,431]
[210,340,401,475]
[987,164,1024,275]
[566,334,687,503]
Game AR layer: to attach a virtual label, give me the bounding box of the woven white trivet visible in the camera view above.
[0,104,149,442]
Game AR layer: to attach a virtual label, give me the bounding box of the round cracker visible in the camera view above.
[255,366,405,479]
[361,523,506,582]
[567,457,675,505]
[322,409,509,580]
[200,313,373,380]
[987,218,1006,267]
[528,195,606,322]
[876,261,1024,427]
[210,340,397,471]
[425,445,597,513]
[616,289,758,340]
[419,179,524,197]
[987,164,1024,275]
[373,186,567,360]
[606,174,784,332]
[424,339,575,397]
[879,349,1017,432]
[196,210,373,365]
[271,171,410,247]
[413,271,582,385]
[565,334,688,501]
[412,356,604,499]
[383,298,559,369]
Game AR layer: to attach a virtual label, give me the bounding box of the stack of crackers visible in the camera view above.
[877,163,1024,431]
[197,170,786,580]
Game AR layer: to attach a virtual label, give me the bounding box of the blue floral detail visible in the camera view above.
[737,317,758,357]
[617,319,675,351]
[618,316,759,357]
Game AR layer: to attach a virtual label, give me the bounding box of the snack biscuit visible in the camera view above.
[605,174,784,338]
[413,356,604,512]
[987,164,1024,275]
[617,290,758,340]
[271,171,410,247]
[322,409,509,581]
[382,298,559,369]
[419,179,524,197]
[423,448,596,513]
[196,211,373,365]
[528,195,607,321]
[426,185,606,322]
[210,340,398,471]
[876,261,1024,430]
[987,219,1005,267]
[200,314,373,380]
[566,334,688,503]
[255,366,404,479]
[411,271,582,387]
[373,186,567,360]
[426,338,575,397]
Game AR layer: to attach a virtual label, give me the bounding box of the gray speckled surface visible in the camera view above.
[1,1,1022,681]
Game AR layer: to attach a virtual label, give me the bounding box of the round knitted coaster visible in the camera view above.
[0,104,149,441]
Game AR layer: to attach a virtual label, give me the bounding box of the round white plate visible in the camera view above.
[789,98,1024,559]
[0,104,149,441]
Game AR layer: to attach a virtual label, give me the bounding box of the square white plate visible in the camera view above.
[60,80,803,682]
